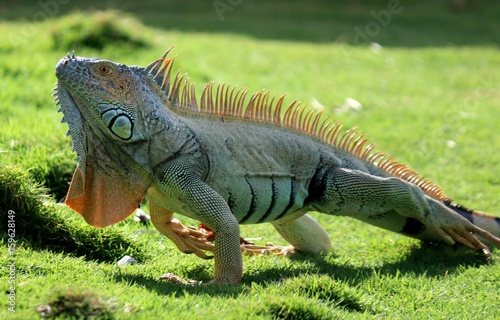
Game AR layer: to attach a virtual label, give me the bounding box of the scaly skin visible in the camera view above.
[55,51,500,284]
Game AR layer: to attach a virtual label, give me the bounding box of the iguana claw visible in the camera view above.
[427,201,500,258]
[196,224,297,256]
[436,226,498,258]
[163,218,215,259]
[240,243,296,256]
[162,221,297,259]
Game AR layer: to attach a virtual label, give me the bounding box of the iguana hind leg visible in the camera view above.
[232,215,331,257]
[268,214,331,255]
[310,167,500,255]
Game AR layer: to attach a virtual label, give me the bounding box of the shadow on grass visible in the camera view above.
[111,272,244,297]
[288,242,491,284]
[111,242,491,297]
[1,0,499,47]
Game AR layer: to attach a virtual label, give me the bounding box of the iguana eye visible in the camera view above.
[109,114,133,140]
[97,64,112,75]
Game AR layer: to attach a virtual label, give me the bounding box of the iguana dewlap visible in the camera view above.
[54,49,500,284]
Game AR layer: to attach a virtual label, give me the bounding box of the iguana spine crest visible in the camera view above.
[145,48,449,203]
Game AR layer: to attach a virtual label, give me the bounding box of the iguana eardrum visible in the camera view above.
[54,49,500,284]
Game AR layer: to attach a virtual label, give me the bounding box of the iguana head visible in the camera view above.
[55,52,151,144]
[54,52,160,227]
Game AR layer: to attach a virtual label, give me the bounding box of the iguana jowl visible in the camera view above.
[54,49,500,284]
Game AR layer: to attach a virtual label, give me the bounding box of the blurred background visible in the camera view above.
[2,0,499,48]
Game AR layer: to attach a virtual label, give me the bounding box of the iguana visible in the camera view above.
[54,49,500,284]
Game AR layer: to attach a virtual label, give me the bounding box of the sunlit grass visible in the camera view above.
[1,1,499,319]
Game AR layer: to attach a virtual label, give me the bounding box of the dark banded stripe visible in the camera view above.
[227,190,235,214]
[275,180,296,220]
[238,178,257,224]
[257,176,278,223]
[304,166,328,205]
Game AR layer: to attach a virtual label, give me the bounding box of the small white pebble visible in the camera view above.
[134,208,151,223]
[117,255,137,266]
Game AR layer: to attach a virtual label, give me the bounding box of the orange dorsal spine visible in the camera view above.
[145,48,450,202]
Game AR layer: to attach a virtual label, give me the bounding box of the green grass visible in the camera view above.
[1,1,499,319]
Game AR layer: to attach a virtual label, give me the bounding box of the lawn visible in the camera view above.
[1,1,499,319]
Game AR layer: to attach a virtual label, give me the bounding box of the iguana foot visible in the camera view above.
[165,222,294,259]
[149,205,216,259]
[164,218,215,259]
[241,242,296,256]
[196,224,296,256]
[435,225,498,258]
[428,201,500,258]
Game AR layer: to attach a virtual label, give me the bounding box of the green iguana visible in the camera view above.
[54,49,500,284]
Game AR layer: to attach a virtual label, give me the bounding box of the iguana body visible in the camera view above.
[55,49,500,284]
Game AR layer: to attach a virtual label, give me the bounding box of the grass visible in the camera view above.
[0,166,147,263]
[1,1,499,319]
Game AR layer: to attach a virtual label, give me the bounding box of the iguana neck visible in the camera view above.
[142,100,207,173]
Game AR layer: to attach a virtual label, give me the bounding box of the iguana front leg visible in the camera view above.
[153,163,243,284]
[148,200,215,259]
